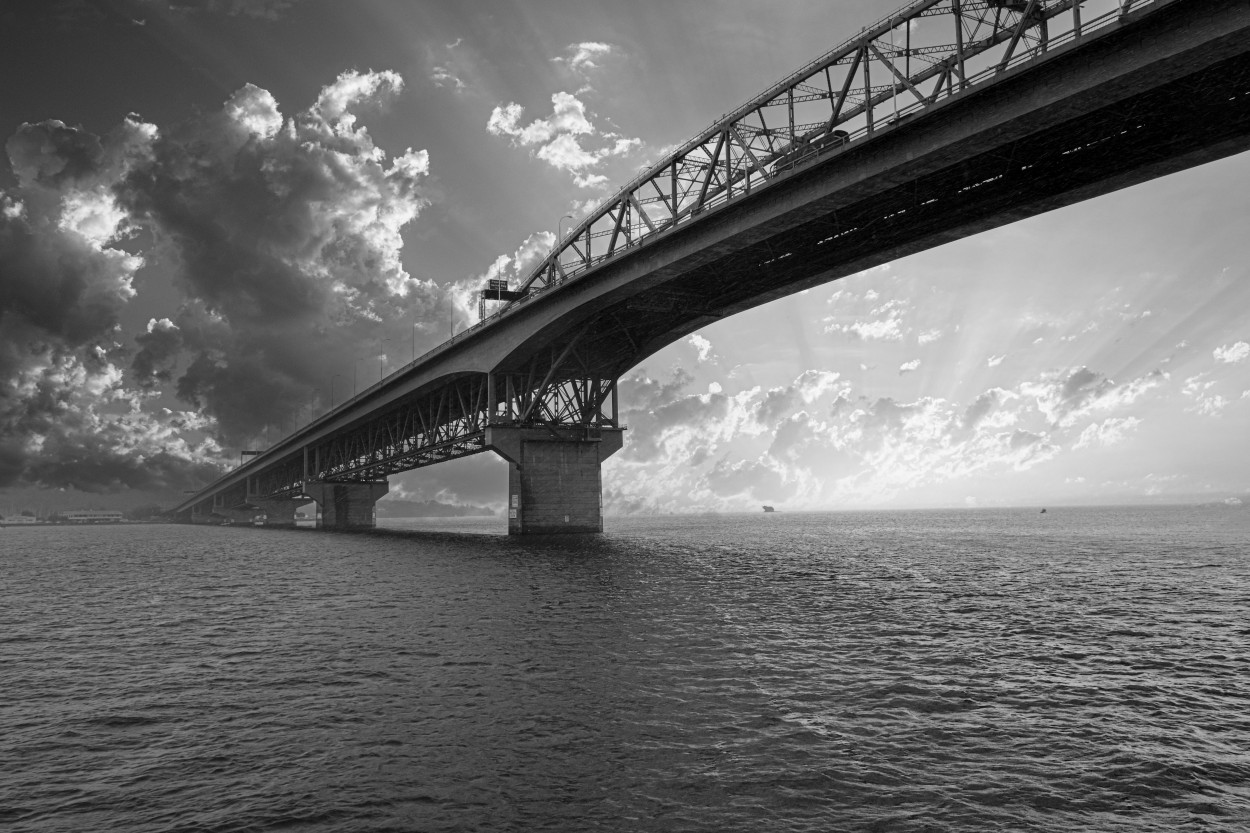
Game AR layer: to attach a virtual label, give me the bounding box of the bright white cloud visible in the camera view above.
[688,334,715,363]
[829,317,904,341]
[604,357,1178,515]
[1213,341,1249,364]
[1181,372,1228,415]
[1073,416,1141,450]
[223,83,283,138]
[487,90,641,188]
[899,359,921,374]
[314,69,404,128]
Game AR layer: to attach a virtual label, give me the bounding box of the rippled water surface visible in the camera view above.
[3,506,1249,831]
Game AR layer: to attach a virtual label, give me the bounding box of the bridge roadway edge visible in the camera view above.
[172,0,1250,526]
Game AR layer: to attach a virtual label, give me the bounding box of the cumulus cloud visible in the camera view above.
[688,334,715,363]
[1073,416,1142,450]
[1213,341,1249,364]
[115,69,439,443]
[899,359,921,374]
[824,295,908,341]
[0,115,184,491]
[602,362,1165,514]
[1182,372,1231,416]
[1,69,444,494]
[1023,366,1163,428]
[487,90,641,188]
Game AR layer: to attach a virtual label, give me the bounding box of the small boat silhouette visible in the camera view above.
[763,505,775,513]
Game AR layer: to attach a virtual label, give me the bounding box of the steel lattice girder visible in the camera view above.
[235,368,621,498]
[490,0,1157,309]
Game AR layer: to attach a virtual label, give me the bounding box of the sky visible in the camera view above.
[1,0,1248,516]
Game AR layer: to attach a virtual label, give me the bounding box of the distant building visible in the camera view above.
[1,515,40,525]
[59,510,125,524]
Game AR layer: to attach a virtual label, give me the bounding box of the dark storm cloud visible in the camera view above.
[1,70,439,494]
[1,118,149,344]
[113,73,442,444]
[23,416,225,493]
[131,318,182,387]
[6,120,104,188]
[0,115,203,492]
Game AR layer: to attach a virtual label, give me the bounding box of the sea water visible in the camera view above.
[2,506,1248,831]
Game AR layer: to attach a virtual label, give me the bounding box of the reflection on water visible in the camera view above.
[3,506,1248,831]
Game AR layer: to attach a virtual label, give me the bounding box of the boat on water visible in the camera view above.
[763,506,775,513]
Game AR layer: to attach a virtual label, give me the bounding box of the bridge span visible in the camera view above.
[172,0,1250,533]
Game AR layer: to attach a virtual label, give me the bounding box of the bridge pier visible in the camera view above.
[486,426,624,535]
[304,481,389,530]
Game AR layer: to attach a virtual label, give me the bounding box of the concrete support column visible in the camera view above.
[304,480,389,530]
[486,426,624,535]
[250,498,313,528]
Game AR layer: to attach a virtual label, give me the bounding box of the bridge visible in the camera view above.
[172,0,1250,533]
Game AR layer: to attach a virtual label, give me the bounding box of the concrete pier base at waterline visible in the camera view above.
[486,426,624,535]
[304,480,390,530]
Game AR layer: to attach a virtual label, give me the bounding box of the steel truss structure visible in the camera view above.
[223,339,622,506]
[483,0,1159,315]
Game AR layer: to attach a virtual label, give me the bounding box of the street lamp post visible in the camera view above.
[557,213,575,249]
